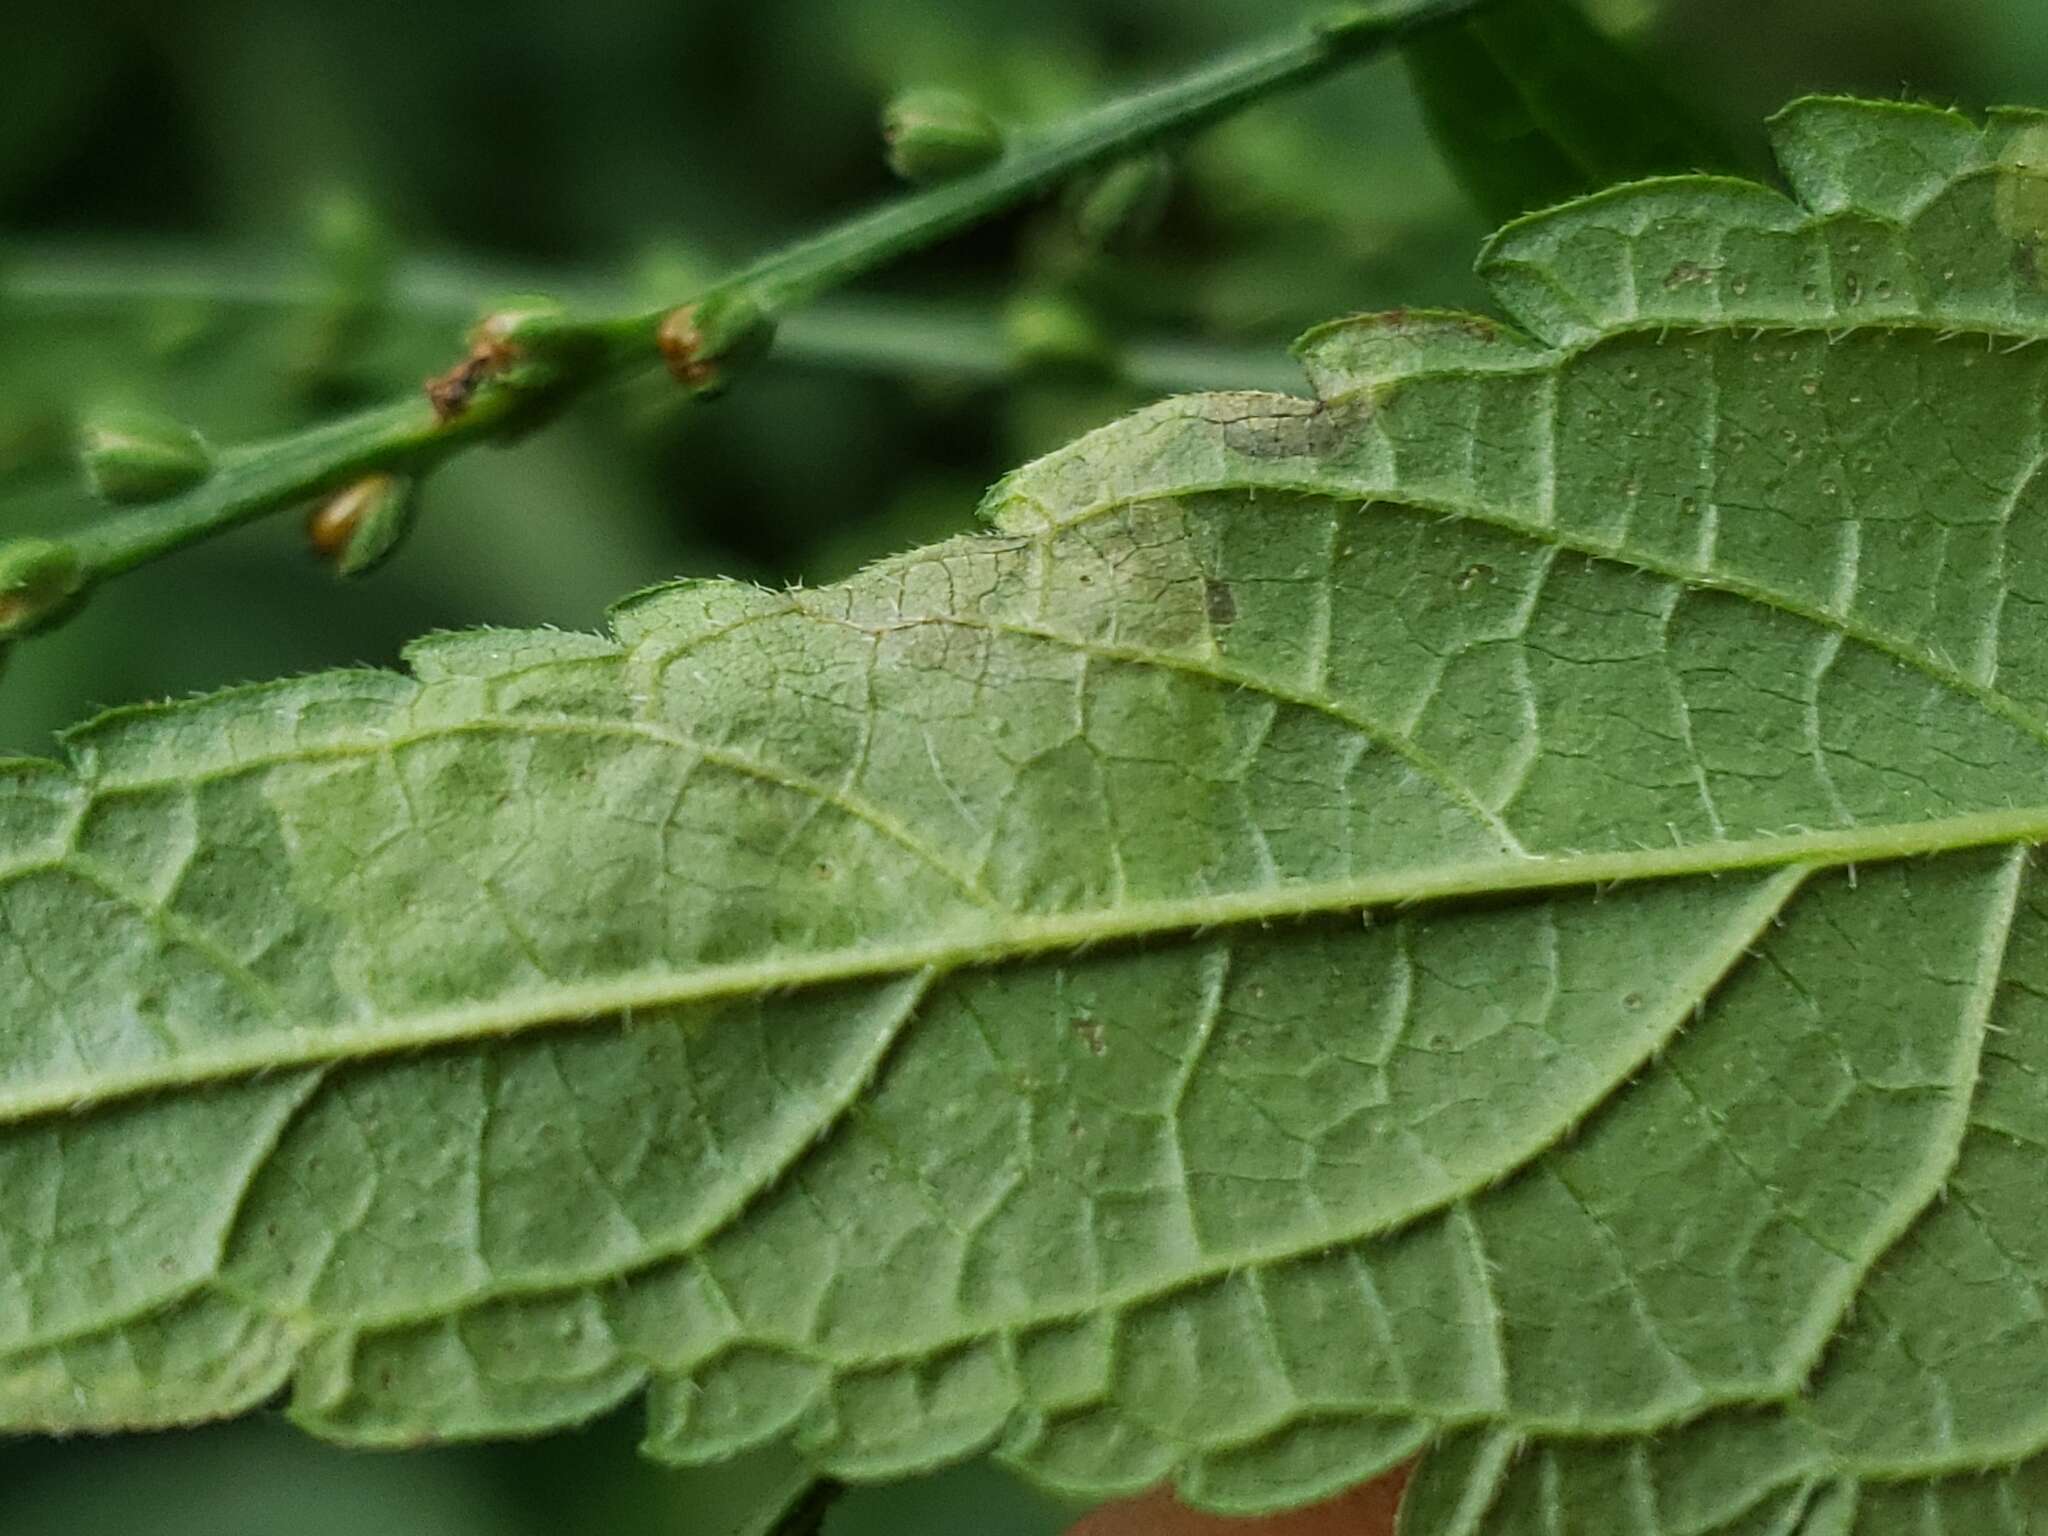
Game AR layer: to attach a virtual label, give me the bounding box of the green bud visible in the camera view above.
[0,539,85,639]
[78,407,214,504]
[307,474,419,578]
[1066,150,1174,250]
[658,288,777,398]
[882,89,1004,183]
[1003,292,1113,375]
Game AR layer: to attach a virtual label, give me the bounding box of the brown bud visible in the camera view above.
[424,297,568,421]
[307,473,418,577]
[657,290,776,398]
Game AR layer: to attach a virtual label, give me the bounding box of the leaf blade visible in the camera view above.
[4,96,2048,1527]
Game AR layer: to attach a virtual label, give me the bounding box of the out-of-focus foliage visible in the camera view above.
[1403,0,1740,220]
[1,0,2043,1531]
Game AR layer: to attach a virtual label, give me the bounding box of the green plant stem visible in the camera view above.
[1,246,1308,395]
[682,2,1453,323]
[4,0,1491,625]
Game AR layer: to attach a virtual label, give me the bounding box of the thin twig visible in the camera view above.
[0,0,1491,636]
[0,247,1308,396]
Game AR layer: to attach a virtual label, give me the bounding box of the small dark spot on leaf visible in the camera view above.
[1623,991,1644,1010]
[1203,578,1237,626]
[1073,1013,1106,1056]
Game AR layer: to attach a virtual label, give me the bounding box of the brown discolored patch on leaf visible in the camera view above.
[1196,393,1367,460]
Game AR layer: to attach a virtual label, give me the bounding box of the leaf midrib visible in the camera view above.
[17,319,2048,1119]
[9,804,2048,1126]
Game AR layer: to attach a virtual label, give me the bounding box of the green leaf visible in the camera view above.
[1403,0,1738,222]
[3,96,2048,1530]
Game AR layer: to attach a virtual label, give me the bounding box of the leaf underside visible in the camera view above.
[4,97,2048,1534]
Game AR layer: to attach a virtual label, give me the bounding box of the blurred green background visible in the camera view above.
[2,0,2044,1530]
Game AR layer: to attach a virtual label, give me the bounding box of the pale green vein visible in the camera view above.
[0,1069,324,1360]
[1025,451,2048,761]
[1647,833,2027,1379]
[65,713,1002,913]
[203,971,944,1341]
[792,601,1531,857]
[9,815,2048,1124]
[263,869,1808,1432]
[60,856,290,1027]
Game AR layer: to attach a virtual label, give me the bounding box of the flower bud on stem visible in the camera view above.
[306,474,420,578]
[0,539,86,639]
[78,407,214,504]
[881,89,1005,183]
[658,289,778,397]
[425,296,580,421]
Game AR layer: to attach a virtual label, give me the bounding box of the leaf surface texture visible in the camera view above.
[3,98,2048,1531]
